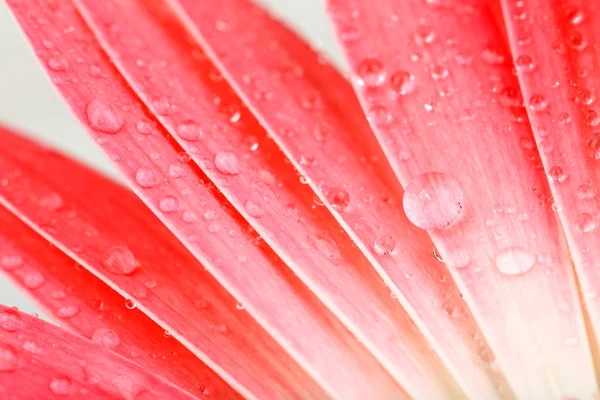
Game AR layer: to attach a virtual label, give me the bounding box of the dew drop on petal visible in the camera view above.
[585,132,600,160]
[92,328,121,350]
[308,233,341,265]
[374,235,396,255]
[56,306,79,319]
[159,196,179,213]
[356,58,386,87]
[576,212,596,233]
[215,152,242,175]
[548,166,566,183]
[48,56,68,71]
[528,94,548,112]
[390,71,415,95]
[403,172,463,231]
[135,167,157,188]
[1,255,23,270]
[23,271,45,289]
[0,309,21,332]
[136,119,157,135]
[495,247,535,275]
[515,55,535,72]
[50,376,72,396]
[86,100,123,134]
[0,344,18,372]
[326,187,350,211]
[101,246,138,276]
[176,121,202,141]
[244,200,264,218]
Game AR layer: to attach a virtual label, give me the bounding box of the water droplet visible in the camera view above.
[578,183,597,199]
[548,166,566,183]
[135,167,157,188]
[308,233,341,265]
[168,164,186,178]
[23,271,45,289]
[1,255,23,270]
[0,309,21,332]
[159,196,179,213]
[50,376,72,396]
[48,56,68,71]
[367,104,392,126]
[136,119,157,135]
[515,55,535,72]
[176,121,202,141]
[56,306,79,319]
[576,213,596,232]
[414,25,435,45]
[244,200,264,218]
[40,193,64,211]
[390,71,415,95]
[326,187,350,212]
[568,31,587,51]
[584,110,599,127]
[153,97,171,115]
[496,247,535,275]
[313,123,332,143]
[0,344,18,372]
[433,246,444,262]
[403,172,463,231]
[528,94,548,112]
[101,246,138,276]
[92,328,121,350]
[356,58,386,87]
[182,211,198,223]
[374,235,396,255]
[215,152,242,175]
[585,132,600,159]
[481,47,506,65]
[86,100,123,134]
[431,65,448,80]
[498,87,522,107]
[125,299,136,310]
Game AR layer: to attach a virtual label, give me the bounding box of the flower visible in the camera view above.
[0,0,599,398]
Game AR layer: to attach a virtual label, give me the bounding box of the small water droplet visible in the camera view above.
[356,58,386,87]
[390,71,415,95]
[585,132,600,160]
[496,247,535,275]
[176,120,202,141]
[414,25,435,45]
[135,167,158,188]
[431,65,448,80]
[92,328,121,350]
[159,196,179,213]
[215,152,242,175]
[56,306,79,319]
[153,97,171,115]
[313,124,332,142]
[578,183,597,199]
[0,309,21,332]
[125,299,136,310]
[308,233,341,265]
[403,172,463,231]
[244,200,264,218]
[367,104,392,126]
[548,166,566,183]
[50,376,72,396]
[1,255,23,270]
[40,193,64,211]
[528,94,548,112]
[86,100,123,134]
[374,235,396,255]
[101,246,138,276]
[326,187,350,211]
[23,271,45,289]
[576,212,596,232]
[0,344,18,372]
[515,55,535,72]
[182,211,198,223]
[48,56,68,71]
[135,119,157,135]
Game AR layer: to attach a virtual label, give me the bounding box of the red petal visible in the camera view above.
[1,0,410,390]
[500,0,600,364]
[0,305,195,399]
[170,0,509,396]
[0,123,327,398]
[72,0,468,395]
[326,0,598,397]
[0,204,240,399]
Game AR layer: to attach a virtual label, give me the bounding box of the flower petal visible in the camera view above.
[0,305,196,399]
[0,124,326,399]
[0,204,240,399]
[500,0,600,368]
[170,0,510,396]
[2,0,409,394]
[72,0,469,395]
[326,0,599,397]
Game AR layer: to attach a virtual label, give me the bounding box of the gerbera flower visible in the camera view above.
[0,0,598,397]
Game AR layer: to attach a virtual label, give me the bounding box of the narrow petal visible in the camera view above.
[500,0,600,364]
[169,0,509,397]
[72,0,467,395]
[1,0,408,387]
[0,124,326,399]
[0,205,240,399]
[0,305,198,399]
[326,0,598,397]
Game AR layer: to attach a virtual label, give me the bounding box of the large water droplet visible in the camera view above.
[101,246,138,276]
[22,271,45,289]
[495,247,535,275]
[403,172,463,231]
[215,152,242,175]
[0,344,18,372]
[374,235,396,255]
[92,328,121,350]
[308,233,341,265]
[50,376,72,396]
[86,100,123,134]
[0,309,21,332]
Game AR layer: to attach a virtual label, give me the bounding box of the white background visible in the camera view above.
[0,0,345,315]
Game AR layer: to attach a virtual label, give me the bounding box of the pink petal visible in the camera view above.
[326,0,598,397]
[0,305,196,399]
[0,124,326,398]
[0,204,240,399]
[71,0,472,395]
[500,0,600,368]
[170,0,509,396]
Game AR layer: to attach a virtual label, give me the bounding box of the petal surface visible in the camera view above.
[326,0,598,397]
[0,204,240,399]
[169,0,506,396]
[0,305,196,399]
